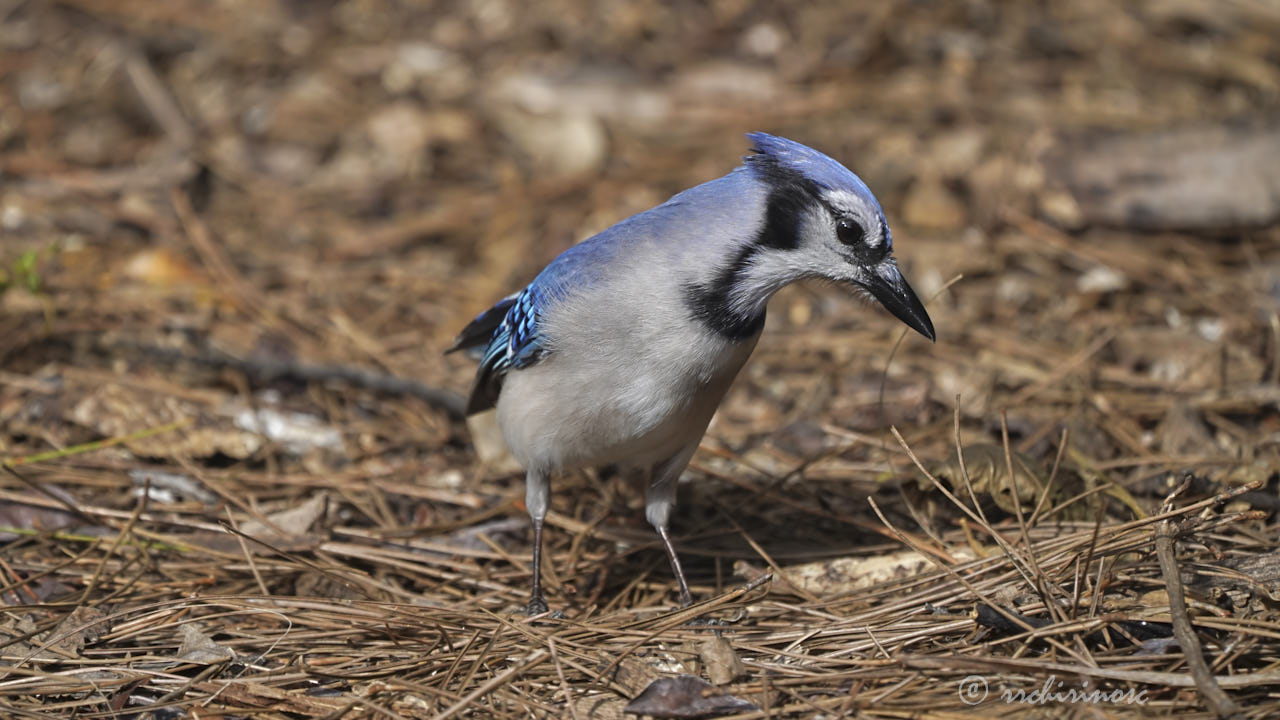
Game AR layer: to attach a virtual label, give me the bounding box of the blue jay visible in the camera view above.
[450,133,934,613]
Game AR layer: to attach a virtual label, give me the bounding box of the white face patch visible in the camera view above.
[821,189,886,249]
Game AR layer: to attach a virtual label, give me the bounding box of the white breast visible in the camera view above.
[496,271,759,474]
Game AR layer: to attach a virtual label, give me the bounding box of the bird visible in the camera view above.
[449,133,935,614]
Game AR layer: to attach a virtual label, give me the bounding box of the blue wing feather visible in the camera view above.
[480,285,547,372]
[462,283,555,414]
[456,232,626,414]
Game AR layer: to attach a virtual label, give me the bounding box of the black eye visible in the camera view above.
[836,218,866,246]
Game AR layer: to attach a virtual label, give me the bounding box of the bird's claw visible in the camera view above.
[525,596,550,616]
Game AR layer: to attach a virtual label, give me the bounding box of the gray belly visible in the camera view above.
[495,334,758,473]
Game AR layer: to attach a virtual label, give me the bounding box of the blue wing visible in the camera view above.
[489,285,548,369]
[449,186,669,414]
[452,283,553,415]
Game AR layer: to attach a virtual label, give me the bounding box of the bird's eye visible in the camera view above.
[836,218,866,246]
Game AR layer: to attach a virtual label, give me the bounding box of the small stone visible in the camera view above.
[396,41,458,76]
[2,203,27,231]
[1076,265,1127,294]
[279,24,313,56]
[62,117,130,166]
[741,23,785,57]
[265,74,348,144]
[676,62,778,103]
[367,103,433,159]
[261,143,320,182]
[1195,317,1225,342]
[17,67,70,111]
[487,72,610,176]
[931,128,986,177]
[1039,188,1085,229]
[491,109,607,177]
[787,297,812,327]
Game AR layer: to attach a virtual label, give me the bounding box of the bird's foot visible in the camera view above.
[525,595,565,619]
[525,595,550,616]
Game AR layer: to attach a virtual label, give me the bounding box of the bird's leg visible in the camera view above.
[655,523,693,607]
[525,469,551,615]
[647,443,700,608]
[528,521,548,615]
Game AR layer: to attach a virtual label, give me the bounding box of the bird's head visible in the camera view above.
[734,132,935,341]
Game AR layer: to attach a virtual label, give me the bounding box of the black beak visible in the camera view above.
[861,262,935,341]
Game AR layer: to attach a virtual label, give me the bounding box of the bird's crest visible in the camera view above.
[744,132,878,208]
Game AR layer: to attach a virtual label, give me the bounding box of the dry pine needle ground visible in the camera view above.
[2,1,1280,717]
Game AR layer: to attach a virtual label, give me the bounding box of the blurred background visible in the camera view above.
[2,0,1280,714]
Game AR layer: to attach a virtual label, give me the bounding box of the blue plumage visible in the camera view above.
[745,133,893,252]
[484,285,546,370]
[453,232,621,414]
[746,132,877,203]
[459,288,543,414]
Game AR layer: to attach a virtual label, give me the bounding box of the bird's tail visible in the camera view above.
[445,294,518,357]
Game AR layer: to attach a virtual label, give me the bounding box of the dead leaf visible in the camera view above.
[696,635,745,685]
[763,548,974,598]
[238,492,327,539]
[177,623,235,664]
[0,615,63,663]
[623,675,758,718]
[48,605,111,655]
[928,444,1045,516]
[120,247,201,287]
[231,405,343,454]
